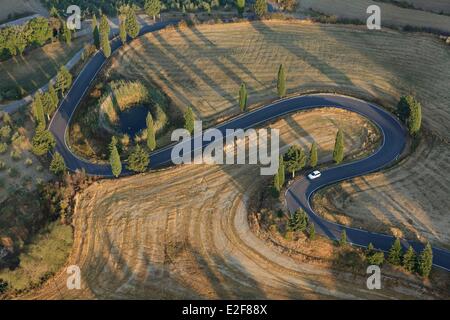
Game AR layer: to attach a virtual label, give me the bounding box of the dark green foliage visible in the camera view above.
[402,246,416,272]
[145,0,162,20]
[417,243,433,278]
[146,112,156,151]
[26,17,53,46]
[365,242,384,265]
[32,93,46,129]
[277,64,286,98]
[55,66,72,95]
[308,142,318,168]
[333,129,344,164]
[184,106,195,134]
[92,14,100,49]
[339,229,347,246]
[397,95,422,135]
[125,9,140,39]
[236,0,245,16]
[284,145,306,178]
[100,14,111,57]
[307,223,315,240]
[50,152,66,175]
[254,0,268,17]
[387,238,403,266]
[32,128,56,156]
[0,279,8,294]
[109,142,122,178]
[239,83,248,112]
[101,31,111,57]
[119,19,127,44]
[288,209,309,233]
[127,144,149,173]
[272,171,280,197]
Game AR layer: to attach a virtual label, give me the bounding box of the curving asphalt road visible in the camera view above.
[48,21,450,272]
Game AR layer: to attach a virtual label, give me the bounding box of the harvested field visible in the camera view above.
[298,0,450,33]
[388,0,450,14]
[24,109,445,300]
[313,133,450,249]
[105,20,450,140]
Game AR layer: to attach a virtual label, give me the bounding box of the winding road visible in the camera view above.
[48,21,450,272]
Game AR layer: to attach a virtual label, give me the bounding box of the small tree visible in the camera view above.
[32,93,46,129]
[109,143,122,178]
[127,144,149,173]
[284,145,306,178]
[119,18,127,44]
[125,9,140,39]
[272,172,280,197]
[146,112,156,151]
[92,14,100,49]
[278,155,285,187]
[402,246,417,273]
[277,64,286,98]
[288,209,309,233]
[238,83,248,112]
[254,0,267,18]
[417,243,433,278]
[339,229,347,246]
[333,129,344,164]
[387,238,403,266]
[32,128,56,156]
[50,152,66,175]
[145,0,162,21]
[367,251,384,266]
[184,106,195,134]
[63,24,72,44]
[236,0,245,16]
[101,32,111,57]
[55,66,72,95]
[48,83,59,111]
[308,142,318,168]
[307,223,315,240]
[99,14,110,38]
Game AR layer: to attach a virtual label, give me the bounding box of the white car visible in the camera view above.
[308,170,322,180]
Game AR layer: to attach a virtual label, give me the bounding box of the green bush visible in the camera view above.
[10,149,22,161]
[0,125,12,141]
[0,142,7,154]
[24,158,33,167]
[7,166,20,178]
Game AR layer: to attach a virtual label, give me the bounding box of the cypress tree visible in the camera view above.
[99,14,110,38]
[110,143,122,178]
[339,229,347,246]
[239,82,248,112]
[55,66,72,95]
[31,128,56,156]
[388,238,403,266]
[402,246,417,272]
[48,82,59,110]
[417,243,433,278]
[236,0,245,16]
[333,129,344,164]
[63,24,72,44]
[146,112,156,151]
[184,106,195,134]
[277,64,286,98]
[407,97,422,135]
[308,142,318,168]
[119,18,127,44]
[272,172,280,196]
[253,0,267,18]
[50,152,66,175]
[125,9,140,39]
[92,14,100,49]
[32,93,46,129]
[101,32,111,57]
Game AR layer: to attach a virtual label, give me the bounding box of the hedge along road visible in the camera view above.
[48,21,450,272]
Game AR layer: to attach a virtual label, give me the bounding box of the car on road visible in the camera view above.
[308,170,321,180]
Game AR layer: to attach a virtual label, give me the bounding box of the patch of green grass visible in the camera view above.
[0,222,73,292]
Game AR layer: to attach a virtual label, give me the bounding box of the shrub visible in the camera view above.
[0,125,12,141]
[7,166,20,178]
[0,142,7,154]
[10,149,22,161]
[24,158,33,167]
[127,144,149,173]
[50,152,66,175]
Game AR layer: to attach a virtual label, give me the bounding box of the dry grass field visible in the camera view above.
[0,35,90,101]
[297,0,450,33]
[397,0,450,14]
[25,110,450,299]
[313,132,450,249]
[0,0,47,23]
[106,20,450,140]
